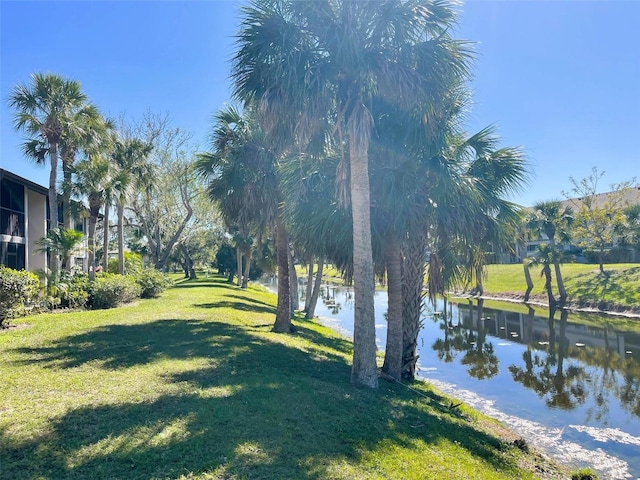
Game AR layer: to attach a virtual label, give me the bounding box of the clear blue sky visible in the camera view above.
[2,1,639,207]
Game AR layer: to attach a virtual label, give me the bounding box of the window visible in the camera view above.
[0,178,25,237]
[0,242,25,270]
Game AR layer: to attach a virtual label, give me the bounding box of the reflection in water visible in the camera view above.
[427,298,640,479]
[455,300,640,422]
[432,299,499,380]
[509,309,588,411]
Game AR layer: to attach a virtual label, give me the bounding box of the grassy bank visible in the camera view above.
[1,276,564,479]
[482,263,640,310]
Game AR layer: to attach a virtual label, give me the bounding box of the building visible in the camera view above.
[0,168,88,272]
[524,187,640,262]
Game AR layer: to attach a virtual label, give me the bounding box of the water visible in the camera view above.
[304,283,640,480]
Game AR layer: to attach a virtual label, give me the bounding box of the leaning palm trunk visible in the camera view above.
[304,262,314,312]
[382,236,403,381]
[305,260,323,320]
[548,237,567,303]
[273,209,292,333]
[523,260,534,302]
[542,264,556,308]
[349,137,378,389]
[401,231,428,381]
[117,201,125,274]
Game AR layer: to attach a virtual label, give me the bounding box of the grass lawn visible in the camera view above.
[0,276,564,479]
[482,263,640,309]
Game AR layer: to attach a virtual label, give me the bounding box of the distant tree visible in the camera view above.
[527,201,573,304]
[111,138,153,274]
[564,167,637,272]
[619,203,640,251]
[215,244,237,282]
[73,155,112,281]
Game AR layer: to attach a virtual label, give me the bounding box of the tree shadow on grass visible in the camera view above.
[194,301,276,315]
[4,316,528,479]
[571,270,639,306]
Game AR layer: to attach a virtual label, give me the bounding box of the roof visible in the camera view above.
[560,187,640,211]
[0,168,49,196]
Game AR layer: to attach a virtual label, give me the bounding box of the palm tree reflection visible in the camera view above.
[432,299,499,379]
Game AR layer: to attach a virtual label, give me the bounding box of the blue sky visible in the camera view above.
[2,1,639,207]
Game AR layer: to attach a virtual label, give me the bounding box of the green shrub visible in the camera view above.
[89,273,142,309]
[134,268,172,298]
[58,272,90,309]
[571,469,599,480]
[107,252,144,274]
[0,266,40,325]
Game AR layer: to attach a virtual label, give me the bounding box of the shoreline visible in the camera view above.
[450,291,640,320]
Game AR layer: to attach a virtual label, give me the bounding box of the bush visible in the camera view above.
[89,273,142,309]
[134,268,172,298]
[107,252,144,274]
[0,266,40,325]
[571,469,599,480]
[58,272,90,309]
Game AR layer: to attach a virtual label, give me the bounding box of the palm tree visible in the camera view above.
[72,156,112,281]
[36,227,85,272]
[233,0,471,388]
[527,201,573,304]
[111,138,153,274]
[528,243,557,307]
[196,106,289,329]
[59,107,113,230]
[9,72,90,273]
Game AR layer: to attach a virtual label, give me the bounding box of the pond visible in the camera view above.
[301,282,640,480]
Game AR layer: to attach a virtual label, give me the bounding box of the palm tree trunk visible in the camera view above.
[242,247,252,288]
[48,142,60,275]
[402,231,427,381]
[304,262,314,312]
[236,247,243,287]
[382,235,402,381]
[543,264,556,307]
[305,259,323,320]
[117,201,125,275]
[523,261,533,302]
[88,208,99,282]
[102,201,110,270]
[62,151,74,230]
[349,139,378,389]
[289,249,299,314]
[273,209,292,333]
[549,238,567,303]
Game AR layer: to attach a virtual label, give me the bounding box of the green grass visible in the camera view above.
[482,263,640,309]
[0,276,563,479]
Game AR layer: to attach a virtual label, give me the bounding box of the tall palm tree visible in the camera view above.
[72,155,112,281]
[527,201,573,304]
[59,107,113,230]
[9,72,89,273]
[232,0,471,388]
[196,106,289,328]
[111,138,153,274]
